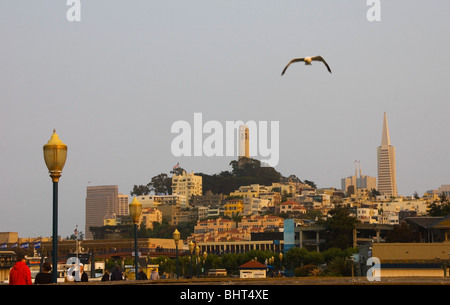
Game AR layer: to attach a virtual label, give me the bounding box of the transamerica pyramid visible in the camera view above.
[377,112,398,197]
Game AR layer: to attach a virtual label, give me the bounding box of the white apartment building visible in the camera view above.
[243,198,270,215]
[378,211,399,225]
[198,206,209,220]
[137,194,187,208]
[376,198,428,215]
[172,171,202,200]
[357,207,379,224]
[230,184,268,198]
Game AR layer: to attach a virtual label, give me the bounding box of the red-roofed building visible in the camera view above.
[239,260,268,278]
[277,201,306,214]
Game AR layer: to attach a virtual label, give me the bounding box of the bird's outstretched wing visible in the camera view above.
[311,56,332,73]
[281,58,305,76]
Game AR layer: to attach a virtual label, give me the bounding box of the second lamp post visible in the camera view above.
[129,197,142,280]
[173,229,180,279]
[43,130,67,283]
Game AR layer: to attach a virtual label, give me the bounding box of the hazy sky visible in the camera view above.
[1,1,449,238]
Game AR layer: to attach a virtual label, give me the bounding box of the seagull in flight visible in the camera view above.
[281,56,332,75]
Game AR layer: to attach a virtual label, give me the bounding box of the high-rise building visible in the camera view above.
[118,193,129,216]
[377,113,398,197]
[341,161,376,194]
[85,185,120,240]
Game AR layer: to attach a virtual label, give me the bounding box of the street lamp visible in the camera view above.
[43,129,67,283]
[279,252,283,273]
[129,197,142,280]
[195,245,200,277]
[203,251,207,276]
[173,229,180,279]
[188,241,195,278]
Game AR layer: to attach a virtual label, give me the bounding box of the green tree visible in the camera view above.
[369,188,380,199]
[428,193,450,216]
[324,256,353,277]
[170,167,186,176]
[322,247,348,263]
[304,180,317,189]
[148,173,172,195]
[285,247,310,269]
[130,184,150,196]
[320,205,359,250]
[385,221,419,242]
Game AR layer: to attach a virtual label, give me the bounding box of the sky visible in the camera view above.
[0,1,449,239]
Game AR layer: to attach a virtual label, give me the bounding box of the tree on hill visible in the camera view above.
[319,205,360,250]
[427,192,450,216]
[198,158,283,195]
[130,159,315,203]
[130,184,151,196]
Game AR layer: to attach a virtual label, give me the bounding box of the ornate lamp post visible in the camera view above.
[279,252,283,272]
[188,241,195,278]
[195,245,200,278]
[173,229,180,279]
[43,130,67,283]
[129,197,142,280]
[203,251,207,276]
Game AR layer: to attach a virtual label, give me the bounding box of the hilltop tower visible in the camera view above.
[239,125,249,159]
[237,125,250,168]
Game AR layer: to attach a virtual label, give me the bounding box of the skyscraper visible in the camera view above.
[341,161,376,194]
[85,185,119,240]
[377,113,398,197]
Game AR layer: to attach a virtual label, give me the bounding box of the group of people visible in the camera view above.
[100,265,160,281]
[8,251,89,285]
[64,263,89,282]
[8,252,161,285]
[100,265,125,281]
[8,252,54,285]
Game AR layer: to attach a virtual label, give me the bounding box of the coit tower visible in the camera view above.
[239,125,249,159]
